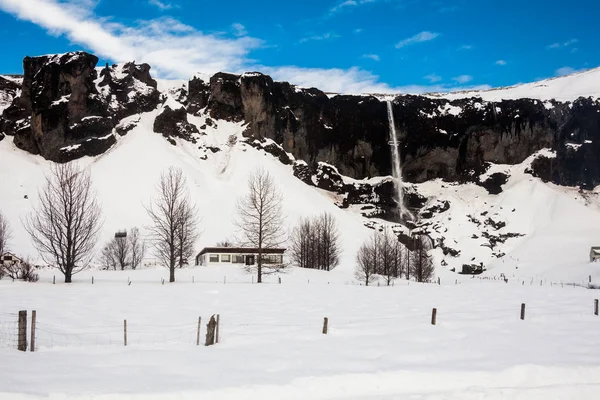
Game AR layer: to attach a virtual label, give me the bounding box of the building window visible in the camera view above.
[233,255,245,264]
[209,254,219,263]
[221,254,231,262]
[261,254,283,264]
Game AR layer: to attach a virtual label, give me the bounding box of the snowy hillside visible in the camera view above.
[0,105,372,277]
[430,66,600,102]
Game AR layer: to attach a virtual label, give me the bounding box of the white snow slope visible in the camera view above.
[429,66,600,102]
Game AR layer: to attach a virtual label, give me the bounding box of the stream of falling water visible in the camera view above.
[386,100,413,220]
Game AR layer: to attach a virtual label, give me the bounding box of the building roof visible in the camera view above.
[197,247,286,256]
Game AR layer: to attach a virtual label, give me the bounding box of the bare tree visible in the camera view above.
[235,168,286,283]
[410,235,434,283]
[24,163,102,283]
[0,211,12,255]
[145,167,199,282]
[100,242,117,270]
[111,234,131,270]
[290,213,340,271]
[129,227,146,270]
[355,234,378,286]
[175,203,199,268]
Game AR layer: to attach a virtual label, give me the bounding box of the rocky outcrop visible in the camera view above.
[0,52,161,162]
[3,51,600,190]
[185,71,600,189]
[97,62,160,120]
[153,105,199,144]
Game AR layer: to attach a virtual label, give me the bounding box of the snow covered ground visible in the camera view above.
[3,73,600,398]
[1,267,600,399]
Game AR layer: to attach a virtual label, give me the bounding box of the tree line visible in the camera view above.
[0,163,434,284]
[355,230,434,286]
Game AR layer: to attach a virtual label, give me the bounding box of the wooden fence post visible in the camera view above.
[92,276,94,284]
[216,314,220,344]
[594,299,599,316]
[279,277,282,284]
[18,310,27,351]
[431,308,437,325]
[53,275,55,284]
[30,310,36,352]
[520,303,526,320]
[205,315,216,346]
[124,319,127,346]
[196,317,201,345]
[322,317,328,334]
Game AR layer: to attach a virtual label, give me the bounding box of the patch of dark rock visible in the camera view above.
[153,105,199,143]
[477,172,509,195]
[485,218,506,230]
[460,263,485,275]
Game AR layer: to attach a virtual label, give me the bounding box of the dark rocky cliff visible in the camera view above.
[190,71,600,189]
[2,51,600,189]
[0,52,160,162]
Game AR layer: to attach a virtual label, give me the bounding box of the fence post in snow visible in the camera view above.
[18,310,27,351]
[196,317,201,346]
[595,299,599,316]
[431,308,437,326]
[437,278,440,285]
[30,310,36,352]
[520,303,526,320]
[205,315,216,346]
[53,275,55,285]
[124,319,127,346]
[322,317,329,334]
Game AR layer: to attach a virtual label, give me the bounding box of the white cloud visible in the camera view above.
[299,32,340,44]
[452,75,472,84]
[330,0,375,14]
[0,0,491,95]
[546,38,578,50]
[361,54,380,61]
[262,65,489,94]
[148,0,175,10]
[395,31,439,49]
[495,60,507,66]
[354,28,364,34]
[424,73,442,83]
[231,23,247,37]
[458,44,472,51]
[0,0,263,78]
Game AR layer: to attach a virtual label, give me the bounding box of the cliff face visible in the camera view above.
[2,51,600,189]
[0,52,160,162]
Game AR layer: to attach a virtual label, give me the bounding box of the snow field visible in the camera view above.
[1,267,600,399]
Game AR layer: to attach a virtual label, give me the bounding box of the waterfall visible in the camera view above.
[386,100,412,220]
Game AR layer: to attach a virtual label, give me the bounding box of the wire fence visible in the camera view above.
[0,312,19,349]
[1,300,598,352]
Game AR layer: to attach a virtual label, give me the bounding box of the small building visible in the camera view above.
[0,252,22,267]
[590,246,600,262]
[195,247,286,267]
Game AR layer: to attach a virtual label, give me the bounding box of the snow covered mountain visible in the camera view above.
[2,52,600,284]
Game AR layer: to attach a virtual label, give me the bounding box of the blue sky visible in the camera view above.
[0,0,597,93]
